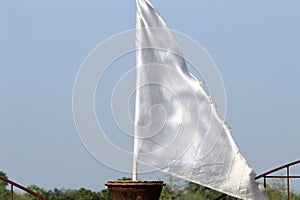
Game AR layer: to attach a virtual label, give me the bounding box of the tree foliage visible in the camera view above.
[0,171,10,200]
[1,171,300,200]
[266,178,300,200]
[159,177,238,200]
[160,176,300,200]
[160,176,184,200]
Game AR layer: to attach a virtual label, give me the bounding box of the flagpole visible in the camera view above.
[132,103,138,180]
[132,156,137,180]
[132,126,138,180]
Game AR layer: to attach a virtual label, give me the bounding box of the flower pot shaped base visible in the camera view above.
[105,180,165,200]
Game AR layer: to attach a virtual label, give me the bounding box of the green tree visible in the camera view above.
[183,182,238,200]
[118,177,132,181]
[159,175,241,200]
[0,171,10,200]
[0,171,112,200]
[69,188,101,200]
[266,178,300,200]
[267,179,286,200]
[99,189,110,200]
[27,185,48,198]
[160,176,184,200]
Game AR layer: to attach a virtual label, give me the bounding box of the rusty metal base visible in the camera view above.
[105,180,165,200]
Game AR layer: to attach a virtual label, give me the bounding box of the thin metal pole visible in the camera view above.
[132,158,137,181]
[10,184,13,200]
[287,167,290,200]
[132,133,138,181]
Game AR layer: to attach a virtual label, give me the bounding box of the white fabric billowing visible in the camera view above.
[134,0,268,199]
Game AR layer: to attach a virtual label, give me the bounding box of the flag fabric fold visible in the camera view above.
[134,0,268,199]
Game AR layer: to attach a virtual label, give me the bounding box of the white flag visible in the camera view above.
[134,0,268,199]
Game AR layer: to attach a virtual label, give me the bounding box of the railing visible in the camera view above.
[215,159,300,200]
[255,160,300,200]
[0,176,46,200]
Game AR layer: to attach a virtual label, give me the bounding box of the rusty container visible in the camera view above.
[105,180,165,200]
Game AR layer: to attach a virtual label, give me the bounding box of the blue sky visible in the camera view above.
[1,0,300,191]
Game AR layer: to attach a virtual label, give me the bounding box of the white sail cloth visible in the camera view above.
[134,0,267,199]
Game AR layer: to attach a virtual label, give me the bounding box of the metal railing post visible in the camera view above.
[287,166,290,200]
[10,184,13,200]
